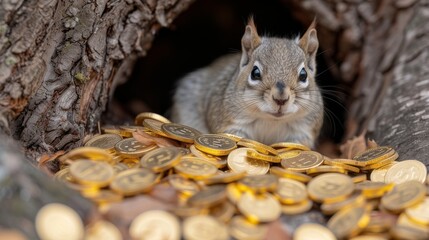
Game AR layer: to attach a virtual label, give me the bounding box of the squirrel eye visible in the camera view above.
[251,66,262,81]
[298,68,307,83]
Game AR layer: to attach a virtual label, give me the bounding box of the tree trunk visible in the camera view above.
[0,0,194,161]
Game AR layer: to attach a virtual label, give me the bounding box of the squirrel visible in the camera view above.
[171,18,323,149]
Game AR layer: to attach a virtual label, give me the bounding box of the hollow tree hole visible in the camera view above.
[112,0,347,146]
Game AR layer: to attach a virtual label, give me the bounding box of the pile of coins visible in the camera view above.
[37,112,429,240]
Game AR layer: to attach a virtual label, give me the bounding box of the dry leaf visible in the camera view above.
[264,219,291,240]
[339,132,367,159]
[37,150,66,175]
[132,131,156,146]
[367,138,379,148]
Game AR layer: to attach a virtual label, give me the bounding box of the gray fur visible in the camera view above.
[171,22,323,148]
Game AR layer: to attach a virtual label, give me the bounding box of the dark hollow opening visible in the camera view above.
[112,0,346,145]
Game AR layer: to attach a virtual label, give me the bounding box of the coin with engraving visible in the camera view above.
[307,173,354,203]
[361,152,399,171]
[281,151,323,172]
[161,123,201,143]
[277,149,302,159]
[227,148,270,175]
[168,174,200,196]
[237,138,278,155]
[270,142,311,151]
[85,220,122,240]
[229,216,268,240]
[237,174,278,193]
[135,112,171,125]
[142,119,168,136]
[110,168,156,196]
[210,201,235,223]
[85,189,123,204]
[189,145,225,167]
[35,203,84,240]
[355,181,394,199]
[275,178,307,204]
[188,185,226,208]
[69,160,114,187]
[183,215,229,240]
[381,180,426,213]
[405,197,429,226]
[174,157,217,180]
[353,146,395,165]
[54,167,74,182]
[327,206,370,239]
[246,149,281,163]
[269,166,312,183]
[395,213,429,237]
[140,147,182,172]
[194,134,237,156]
[281,199,313,215]
[114,137,157,158]
[294,223,336,240]
[84,134,123,151]
[129,210,180,240]
[384,160,427,184]
[237,192,281,223]
[370,162,397,182]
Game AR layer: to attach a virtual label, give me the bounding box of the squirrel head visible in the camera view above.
[235,17,321,120]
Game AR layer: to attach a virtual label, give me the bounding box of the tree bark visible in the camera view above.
[0,0,194,161]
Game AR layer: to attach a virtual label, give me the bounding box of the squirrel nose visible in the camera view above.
[272,96,289,106]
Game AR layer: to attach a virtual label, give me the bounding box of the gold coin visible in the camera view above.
[390,225,429,240]
[384,160,427,184]
[370,162,397,182]
[321,191,366,215]
[327,206,370,239]
[84,189,123,204]
[121,158,140,168]
[114,137,157,158]
[60,146,114,164]
[281,151,323,172]
[183,215,229,240]
[351,174,367,183]
[381,180,426,213]
[54,167,74,182]
[237,174,278,193]
[129,210,180,240]
[189,145,225,167]
[35,203,84,240]
[246,149,281,163]
[219,132,242,142]
[113,162,128,173]
[355,181,394,199]
[405,197,429,226]
[328,158,368,167]
[277,149,302,158]
[102,125,133,138]
[274,178,307,204]
[188,185,226,208]
[323,158,360,173]
[281,199,313,215]
[360,152,399,171]
[294,223,336,240]
[227,148,270,175]
[142,119,168,136]
[168,174,200,196]
[270,142,311,151]
[84,134,123,151]
[161,123,201,143]
[135,112,171,125]
[269,166,312,183]
[69,160,115,187]
[349,235,390,240]
[306,165,347,176]
[395,213,429,235]
[353,146,395,165]
[201,171,246,185]
[210,201,236,223]
[140,147,182,172]
[229,216,268,240]
[110,168,156,196]
[307,173,354,203]
[226,183,243,204]
[174,157,217,180]
[173,206,209,218]
[237,192,281,223]
[237,138,278,155]
[363,211,396,235]
[194,134,237,156]
[85,220,122,240]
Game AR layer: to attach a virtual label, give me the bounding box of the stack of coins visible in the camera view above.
[39,112,429,240]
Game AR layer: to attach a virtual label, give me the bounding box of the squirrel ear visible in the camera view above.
[241,17,261,66]
[299,20,319,72]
